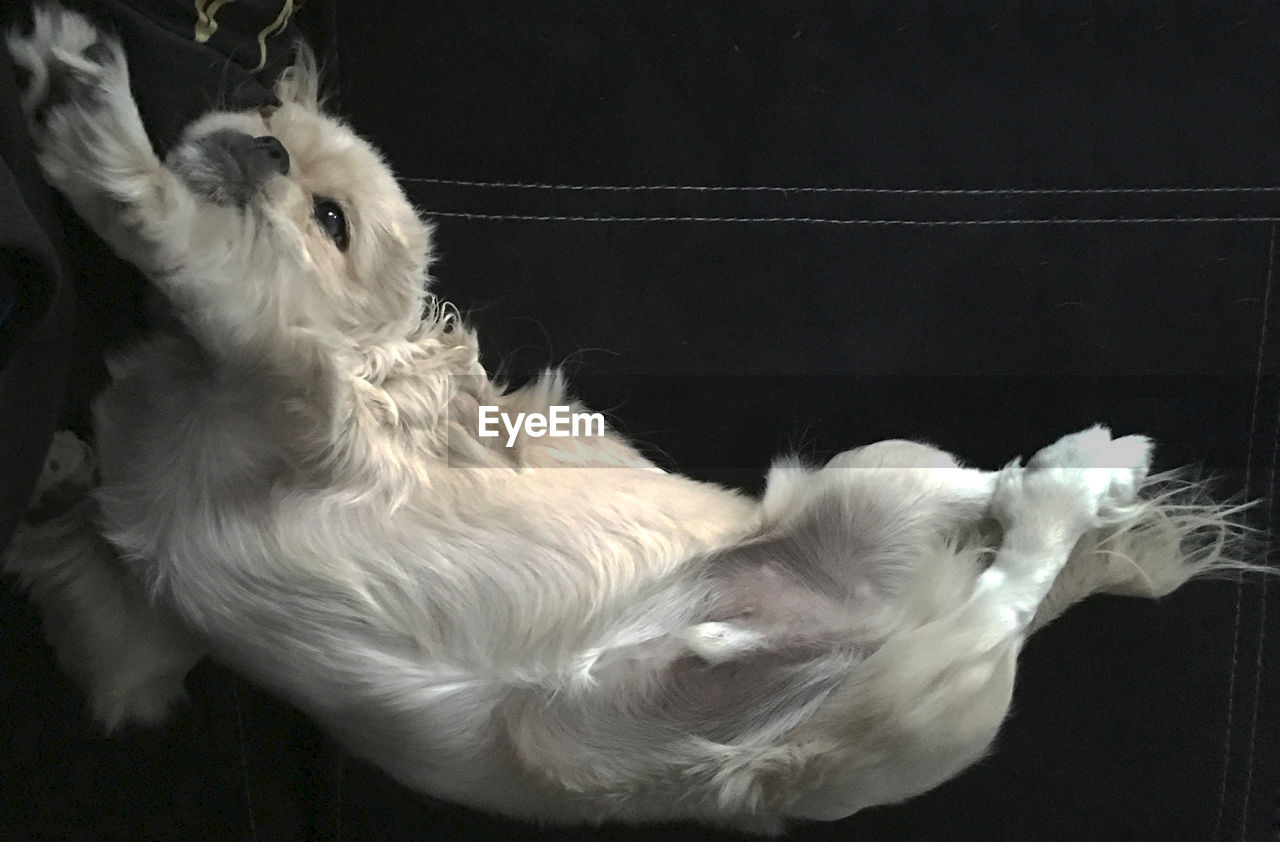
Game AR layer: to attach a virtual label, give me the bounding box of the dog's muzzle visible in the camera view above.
[170,130,290,205]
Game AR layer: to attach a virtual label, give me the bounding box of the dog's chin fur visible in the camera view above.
[3,5,1272,833]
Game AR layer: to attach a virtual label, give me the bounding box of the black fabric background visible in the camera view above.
[2,2,1278,840]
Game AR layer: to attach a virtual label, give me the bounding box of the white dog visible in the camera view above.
[3,5,1268,833]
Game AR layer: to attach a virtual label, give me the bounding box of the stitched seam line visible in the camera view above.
[233,678,260,842]
[1240,224,1278,838]
[1250,360,1278,839]
[421,212,1280,225]
[1216,224,1276,837]
[405,178,1280,195]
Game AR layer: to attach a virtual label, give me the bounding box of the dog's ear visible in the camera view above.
[274,41,320,110]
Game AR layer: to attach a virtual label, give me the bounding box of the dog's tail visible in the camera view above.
[1031,470,1271,632]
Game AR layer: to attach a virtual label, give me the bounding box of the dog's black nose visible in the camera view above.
[210,130,289,180]
[251,135,290,176]
[173,129,292,205]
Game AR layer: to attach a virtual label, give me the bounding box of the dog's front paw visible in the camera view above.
[993,426,1152,531]
[7,4,127,139]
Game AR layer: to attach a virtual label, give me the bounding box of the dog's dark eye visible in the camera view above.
[313,197,349,252]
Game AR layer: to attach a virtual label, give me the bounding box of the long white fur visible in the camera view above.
[3,5,1272,833]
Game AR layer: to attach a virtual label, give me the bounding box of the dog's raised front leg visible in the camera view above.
[9,5,322,375]
[8,7,199,277]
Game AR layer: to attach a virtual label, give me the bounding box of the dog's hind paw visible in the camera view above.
[994,426,1153,531]
[1031,426,1151,516]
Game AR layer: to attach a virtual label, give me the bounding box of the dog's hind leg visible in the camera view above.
[970,426,1153,639]
[761,439,999,533]
[783,428,1155,818]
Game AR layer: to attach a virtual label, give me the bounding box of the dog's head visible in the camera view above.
[165,47,431,341]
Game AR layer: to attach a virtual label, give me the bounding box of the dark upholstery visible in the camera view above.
[2,2,1276,839]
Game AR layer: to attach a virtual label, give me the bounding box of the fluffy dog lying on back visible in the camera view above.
[3,5,1267,832]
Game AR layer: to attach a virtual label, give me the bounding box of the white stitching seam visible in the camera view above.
[1240,224,1278,839]
[404,178,1280,195]
[1214,225,1273,839]
[420,212,1280,225]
